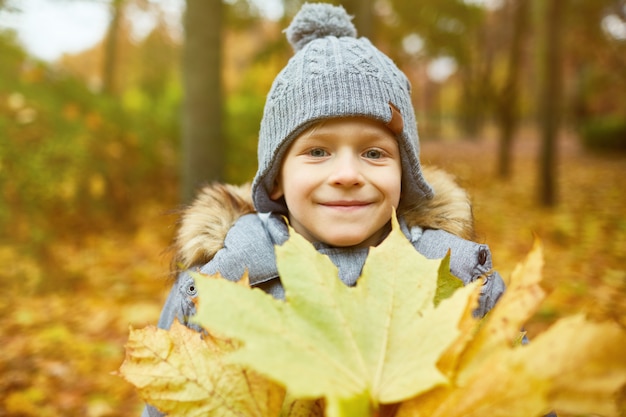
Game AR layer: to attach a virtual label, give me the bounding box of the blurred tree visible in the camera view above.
[495,0,530,179]
[536,0,567,207]
[385,0,489,136]
[567,0,626,152]
[181,0,224,203]
[102,0,160,93]
[134,17,179,103]
[103,0,124,95]
[224,0,264,28]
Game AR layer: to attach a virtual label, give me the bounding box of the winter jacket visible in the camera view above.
[142,166,505,417]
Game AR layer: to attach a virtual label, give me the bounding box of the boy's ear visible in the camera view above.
[269,179,284,200]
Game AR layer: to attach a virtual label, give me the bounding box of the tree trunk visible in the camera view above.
[181,0,224,203]
[459,78,483,138]
[102,0,124,95]
[496,0,529,179]
[537,0,565,207]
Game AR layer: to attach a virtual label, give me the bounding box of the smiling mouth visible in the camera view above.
[321,201,371,208]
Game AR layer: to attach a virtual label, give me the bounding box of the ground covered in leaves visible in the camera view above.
[1,132,624,416]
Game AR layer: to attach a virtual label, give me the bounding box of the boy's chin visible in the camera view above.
[318,232,384,249]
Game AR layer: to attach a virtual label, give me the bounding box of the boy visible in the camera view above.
[143,3,505,416]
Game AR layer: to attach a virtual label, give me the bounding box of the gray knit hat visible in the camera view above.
[252,2,433,214]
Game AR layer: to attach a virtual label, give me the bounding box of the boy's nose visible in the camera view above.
[328,154,364,186]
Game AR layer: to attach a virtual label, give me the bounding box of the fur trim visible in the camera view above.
[173,182,254,269]
[404,166,475,241]
[173,166,474,269]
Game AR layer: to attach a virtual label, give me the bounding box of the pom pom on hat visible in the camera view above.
[285,3,357,51]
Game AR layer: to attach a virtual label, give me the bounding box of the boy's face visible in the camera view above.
[270,117,402,248]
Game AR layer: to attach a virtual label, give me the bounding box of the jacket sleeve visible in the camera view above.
[412,228,505,318]
[141,271,203,417]
[141,213,278,416]
[155,271,203,331]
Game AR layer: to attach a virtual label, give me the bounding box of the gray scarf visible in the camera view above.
[198,213,412,299]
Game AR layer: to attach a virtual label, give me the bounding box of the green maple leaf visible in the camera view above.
[192,215,480,417]
[434,250,464,307]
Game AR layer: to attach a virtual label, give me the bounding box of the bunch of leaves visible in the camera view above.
[119,215,626,417]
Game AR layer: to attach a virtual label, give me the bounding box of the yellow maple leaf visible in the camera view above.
[191,214,479,417]
[118,319,285,417]
[395,241,626,417]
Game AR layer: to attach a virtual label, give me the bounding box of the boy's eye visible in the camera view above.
[364,149,383,159]
[308,148,328,157]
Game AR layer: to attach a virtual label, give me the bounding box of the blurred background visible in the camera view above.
[0,0,624,415]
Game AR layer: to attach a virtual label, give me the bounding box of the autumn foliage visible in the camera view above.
[119,216,626,417]
[2,3,626,414]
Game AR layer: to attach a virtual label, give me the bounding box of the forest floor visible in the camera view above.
[1,130,624,416]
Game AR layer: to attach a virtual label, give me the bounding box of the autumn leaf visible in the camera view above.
[118,319,285,417]
[456,239,547,373]
[434,250,464,306]
[395,241,626,417]
[192,214,480,417]
[279,394,324,417]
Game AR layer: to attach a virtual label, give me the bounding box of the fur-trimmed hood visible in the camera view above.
[173,166,474,270]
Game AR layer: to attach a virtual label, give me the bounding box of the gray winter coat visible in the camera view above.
[142,167,505,417]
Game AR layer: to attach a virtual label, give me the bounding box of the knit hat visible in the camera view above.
[252,2,433,214]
